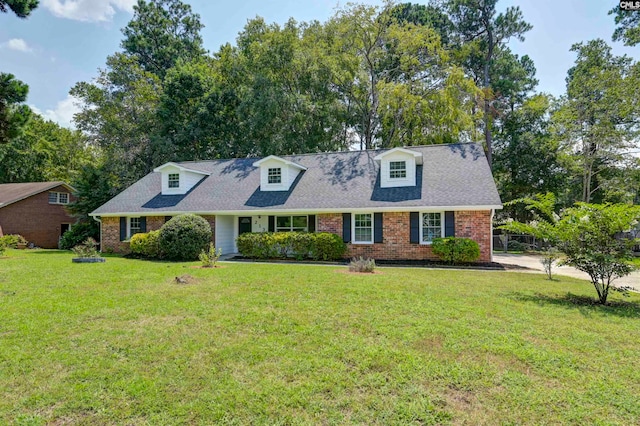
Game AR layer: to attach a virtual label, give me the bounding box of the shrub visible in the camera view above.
[72,238,101,258]
[59,221,99,250]
[159,214,212,261]
[540,247,561,280]
[311,233,347,261]
[431,237,480,264]
[0,240,5,256]
[199,243,222,268]
[0,234,27,248]
[236,232,347,261]
[130,230,161,258]
[349,257,376,273]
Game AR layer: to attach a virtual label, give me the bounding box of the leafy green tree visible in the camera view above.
[444,0,533,167]
[552,39,640,203]
[121,0,205,79]
[609,5,640,46]
[0,73,31,144]
[0,0,38,18]
[555,203,640,305]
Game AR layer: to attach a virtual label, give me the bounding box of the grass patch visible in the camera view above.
[1,249,640,424]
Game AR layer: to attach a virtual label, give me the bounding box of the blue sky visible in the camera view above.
[1,0,638,128]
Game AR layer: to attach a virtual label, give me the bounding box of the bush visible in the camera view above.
[72,238,101,258]
[236,232,347,261]
[349,257,376,273]
[199,243,222,267]
[0,234,27,248]
[0,240,5,256]
[431,237,480,264]
[159,214,212,261]
[130,230,161,258]
[59,221,99,250]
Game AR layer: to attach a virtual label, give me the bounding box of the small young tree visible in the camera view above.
[555,204,639,304]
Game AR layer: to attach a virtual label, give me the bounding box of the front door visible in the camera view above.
[60,223,70,237]
[238,217,252,235]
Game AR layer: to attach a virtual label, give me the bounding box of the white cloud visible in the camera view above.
[2,38,33,53]
[31,95,83,129]
[42,0,136,23]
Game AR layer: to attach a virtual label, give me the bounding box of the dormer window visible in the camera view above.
[268,168,282,184]
[168,173,180,188]
[389,161,407,179]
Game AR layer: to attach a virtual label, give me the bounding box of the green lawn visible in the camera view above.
[1,250,639,425]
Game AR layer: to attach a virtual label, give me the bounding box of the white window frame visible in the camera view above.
[168,173,180,189]
[268,167,282,184]
[420,211,444,245]
[48,191,70,205]
[275,215,308,232]
[128,217,142,239]
[352,212,374,244]
[389,161,407,179]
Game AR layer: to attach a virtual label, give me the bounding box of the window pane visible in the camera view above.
[422,213,442,243]
[168,173,179,188]
[130,218,141,237]
[355,228,372,242]
[292,216,307,228]
[59,193,69,204]
[268,168,282,184]
[48,192,58,203]
[276,216,291,228]
[389,161,407,179]
[355,214,372,227]
[354,214,373,243]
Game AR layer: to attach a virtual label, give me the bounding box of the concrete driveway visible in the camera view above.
[493,253,640,292]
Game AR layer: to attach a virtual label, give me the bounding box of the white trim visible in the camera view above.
[91,205,502,218]
[419,211,445,245]
[48,191,70,205]
[352,212,374,244]
[153,162,211,176]
[490,209,495,262]
[252,155,307,170]
[374,147,423,165]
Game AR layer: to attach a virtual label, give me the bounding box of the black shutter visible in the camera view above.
[410,212,420,244]
[140,217,147,233]
[308,215,316,233]
[165,216,172,223]
[268,216,275,232]
[342,213,351,243]
[444,211,455,237]
[120,217,126,241]
[374,213,383,243]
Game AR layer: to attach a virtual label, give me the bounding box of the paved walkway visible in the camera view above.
[493,253,640,291]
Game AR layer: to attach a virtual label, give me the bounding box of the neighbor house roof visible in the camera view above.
[91,143,502,216]
[0,181,74,209]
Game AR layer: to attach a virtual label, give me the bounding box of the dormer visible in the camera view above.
[153,162,210,195]
[374,147,423,188]
[252,156,307,192]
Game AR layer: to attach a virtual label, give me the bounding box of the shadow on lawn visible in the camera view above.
[509,292,640,318]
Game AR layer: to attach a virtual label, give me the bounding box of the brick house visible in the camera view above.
[91,143,502,261]
[0,182,76,248]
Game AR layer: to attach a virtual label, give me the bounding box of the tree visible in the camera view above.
[609,5,640,46]
[0,73,31,144]
[0,0,38,18]
[121,0,205,79]
[552,40,640,203]
[555,203,640,305]
[445,0,533,167]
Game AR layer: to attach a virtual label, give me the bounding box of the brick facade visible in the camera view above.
[317,210,492,262]
[0,185,76,249]
[100,215,216,254]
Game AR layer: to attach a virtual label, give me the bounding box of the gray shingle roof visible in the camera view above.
[91,143,502,216]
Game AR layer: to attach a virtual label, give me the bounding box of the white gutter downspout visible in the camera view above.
[490,209,495,262]
[93,216,102,252]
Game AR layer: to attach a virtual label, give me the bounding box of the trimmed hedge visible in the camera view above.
[159,214,213,261]
[129,230,161,258]
[431,237,480,264]
[236,232,346,261]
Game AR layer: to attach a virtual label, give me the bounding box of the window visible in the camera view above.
[389,161,407,179]
[421,212,443,244]
[353,213,373,244]
[268,168,282,184]
[276,215,308,232]
[48,192,70,205]
[129,217,141,238]
[168,173,180,188]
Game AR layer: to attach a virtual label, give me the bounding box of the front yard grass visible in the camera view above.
[1,249,639,424]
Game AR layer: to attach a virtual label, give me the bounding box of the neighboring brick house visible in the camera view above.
[0,182,76,249]
[91,143,502,262]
